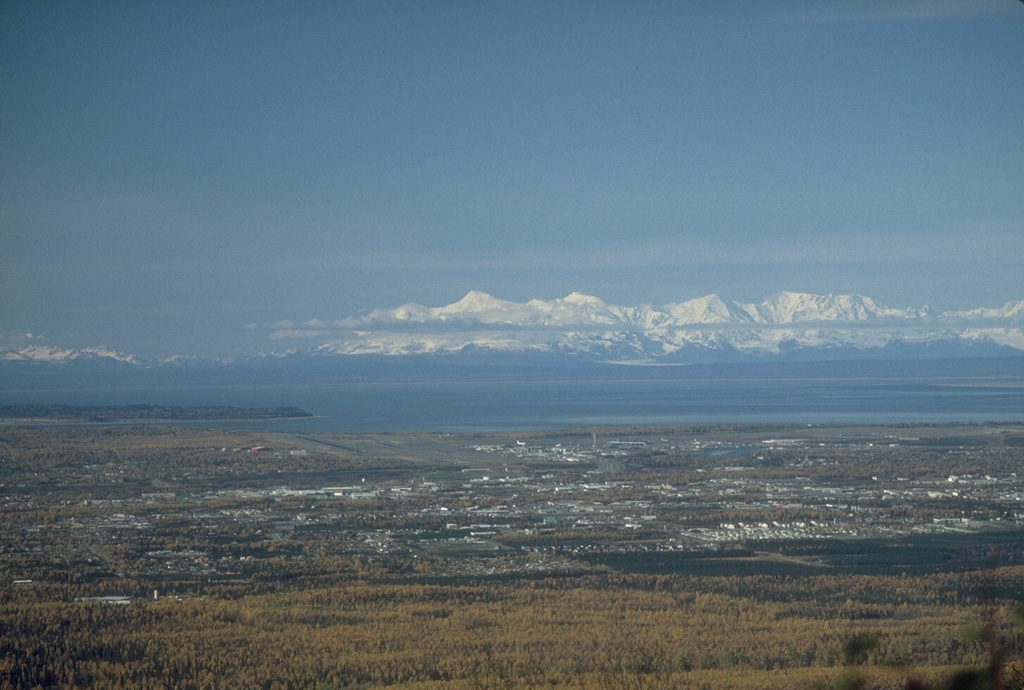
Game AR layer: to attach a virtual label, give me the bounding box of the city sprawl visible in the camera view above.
[3,422,1024,689]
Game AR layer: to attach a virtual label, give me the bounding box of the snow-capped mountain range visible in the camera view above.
[0,338,138,365]
[4,291,1024,366]
[304,291,1024,360]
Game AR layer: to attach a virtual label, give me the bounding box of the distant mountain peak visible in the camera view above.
[439,291,518,315]
[452,289,498,306]
[561,291,605,305]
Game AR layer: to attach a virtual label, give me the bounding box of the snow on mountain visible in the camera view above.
[0,343,138,365]
[527,292,627,326]
[364,290,626,328]
[434,290,529,322]
[2,345,77,363]
[947,300,1024,320]
[382,302,435,322]
[958,328,1024,350]
[662,294,759,325]
[752,291,928,323]
[79,347,138,364]
[358,290,936,330]
[309,291,1024,360]
[3,292,1022,368]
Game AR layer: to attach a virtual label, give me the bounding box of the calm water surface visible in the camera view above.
[4,373,1022,432]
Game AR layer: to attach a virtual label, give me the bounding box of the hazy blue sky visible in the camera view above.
[2,1,1022,357]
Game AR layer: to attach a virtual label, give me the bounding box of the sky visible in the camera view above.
[2,0,1023,358]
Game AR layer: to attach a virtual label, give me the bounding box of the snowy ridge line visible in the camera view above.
[332,291,1024,329]
[306,291,1024,359]
[3,291,1023,364]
